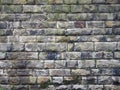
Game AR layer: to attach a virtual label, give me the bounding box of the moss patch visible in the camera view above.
[0,87,4,90]
[40,80,51,89]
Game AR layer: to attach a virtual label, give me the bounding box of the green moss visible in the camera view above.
[106,49,112,52]
[116,50,120,52]
[10,85,15,90]
[0,87,4,90]
[21,0,26,4]
[63,75,81,85]
[72,75,81,84]
[63,80,72,85]
[0,0,1,4]
[108,35,115,38]
[40,80,51,89]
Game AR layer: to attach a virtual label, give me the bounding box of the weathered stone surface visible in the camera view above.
[72,85,87,90]
[16,69,32,76]
[104,85,120,90]
[4,5,22,13]
[45,43,67,51]
[0,22,7,29]
[67,13,93,21]
[57,21,74,29]
[49,69,70,76]
[23,5,42,12]
[0,29,6,36]
[98,5,115,13]
[10,85,29,90]
[0,0,13,4]
[26,0,34,4]
[78,60,95,68]
[74,42,94,51]
[53,5,70,13]
[78,0,92,4]
[20,36,37,43]
[66,28,112,35]
[0,76,8,84]
[98,76,120,85]
[81,52,93,59]
[26,60,44,69]
[37,76,50,84]
[47,13,67,21]
[85,76,97,84]
[117,42,120,50]
[71,5,97,13]
[105,21,120,27]
[55,60,66,69]
[25,43,37,51]
[7,36,19,43]
[66,60,78,68]
[55,36,69,42]
[12,43,24,51]
[37,36,55,42]
[65,52,81,60]
[113,28,120,35]
[56,85,70,90]
[33,69,49,76]
[13,0,26,4]
[44,60,55,69]
[0,69,7,76]
[71,69,90,75]
[35,0,48,4]
[103,52,113,59]
[0,52,6,59]
[86,21,105,28]
[0,60,12,68]
[21,21,56,29]
[0,0,120,89]
[106,0,119,3]
[31,14,47,21]
[96,60,120,67]
[92,0,105,3]
[0,43,11,51]
[114,52,120,58]
[48,0,63,4]
[93,13,114,20]
[7,52,38,60]
[52,77,63,84]
[39,52,63,60]
[88,85,104,90]
[91,69,114,76]
[95,42,117,51]
[74,21,85,28]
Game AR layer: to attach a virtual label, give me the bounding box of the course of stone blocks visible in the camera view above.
[0,0,120,90]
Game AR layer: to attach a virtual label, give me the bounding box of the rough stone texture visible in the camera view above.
[0,0,120,90]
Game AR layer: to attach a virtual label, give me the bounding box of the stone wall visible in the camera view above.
[0,0,120,90]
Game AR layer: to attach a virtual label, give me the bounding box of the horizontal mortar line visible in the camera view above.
[1,12,119,14]
[0,3,120,5]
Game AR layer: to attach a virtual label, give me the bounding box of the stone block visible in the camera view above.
[95,42,117,51]
[4,5,22,13]
[0,52,6,59]
[74,42,94,51]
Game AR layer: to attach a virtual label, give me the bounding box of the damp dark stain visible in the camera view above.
[46,52,58,60]
[112,68,120,76]
[100,37,107,42]
[30,30,38,35]
[113,81,120,85]
[74,21,85,28]
[6,30,13,35]
[0,22,7,29]
[38,29,45,35]
[81,52,93,59]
